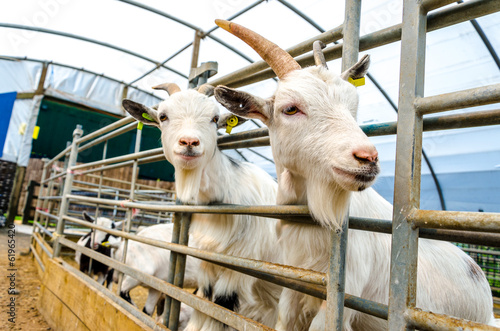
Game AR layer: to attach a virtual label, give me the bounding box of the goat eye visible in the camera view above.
[283,106,299,115]
[212,116,219,124]
[159,113,168,122]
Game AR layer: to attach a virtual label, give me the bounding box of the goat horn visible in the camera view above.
[313,40,328,69]
[152,83,181,96]
[197,84,214,96]
[215,19,301,79]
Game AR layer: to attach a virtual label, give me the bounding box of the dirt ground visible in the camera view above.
[0,225,51,331]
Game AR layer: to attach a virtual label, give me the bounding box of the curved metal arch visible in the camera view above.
[0,23,188,79]
[277,0,448,209]
[0,55,163,101]
[125,0,267,85]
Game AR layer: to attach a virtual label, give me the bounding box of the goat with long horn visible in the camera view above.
[214,20,497,331]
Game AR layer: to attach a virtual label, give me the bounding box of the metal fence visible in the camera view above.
[30,0,500,330]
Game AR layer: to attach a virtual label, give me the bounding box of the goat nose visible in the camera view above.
[353,147,378,163]
[179,137,200,147]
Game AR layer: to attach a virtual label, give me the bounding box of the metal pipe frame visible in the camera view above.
[53,125,83,258]
[116,125,142,296]
[59,214,390,320]
[415,83,500,115]
[388,0,426,329]
[0,23,187,79]
[78,121,137,153]
[29,1,500,329]
[58,236,274,331]
[209,0,499,89]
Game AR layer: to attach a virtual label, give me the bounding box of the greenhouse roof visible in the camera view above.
[0,0,499,212]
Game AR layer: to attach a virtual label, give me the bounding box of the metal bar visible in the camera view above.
[32,231,53,258]
[62,214,390,321]
[78,122,136,152]
[168,212,192,329]
[0,23,187,79]
[34,221,53,238]
[217,0,499,89]
[163,210,182,325]
[350,216,500,247]
[62,214,326,286]
[218,137,270,150]
[53,125,83,258]
[209,25,343,88]
[415,83,500,115]
[405,308,498,331]
[116,0,201,31]
[117,126,142,296]
[70,147,162,171]
[130,42,193,85]
[85,173,174,193]
[46,146,72,167]
[59,236,274,331]
[35,209,59,221]
[74,154,165,177]
[217,128,269,144]
[388,0,427,329]
[422,0,457,12]
[326,0,362,328]
[76,116,136,144]
[409,209,500,233]
[30,244,45,272]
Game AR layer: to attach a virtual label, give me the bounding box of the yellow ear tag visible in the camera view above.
[137,122,143,130]
[142,113,154,121]
[225,115,238,134]
[101,241,110,248]
[348,76,365,87]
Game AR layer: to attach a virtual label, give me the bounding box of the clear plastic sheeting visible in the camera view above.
[0,59,43,93]
[2,98,34,165]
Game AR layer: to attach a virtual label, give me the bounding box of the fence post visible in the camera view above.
[388,0,427,329]
[325,0,362,329]
[116,124,142,295]
[53,125,83,258]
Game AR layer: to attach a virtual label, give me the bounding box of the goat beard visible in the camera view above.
[175,168,204,203]
[306,176,351,231]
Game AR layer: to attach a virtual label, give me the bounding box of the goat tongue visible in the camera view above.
[215,19,301,79]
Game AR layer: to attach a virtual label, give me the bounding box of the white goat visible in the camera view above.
[113,223,199,319]
[213,20,497,330]
[122,84,282,330]
[75,212,122,288]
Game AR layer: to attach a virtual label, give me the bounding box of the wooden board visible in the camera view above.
[38,258,154,331]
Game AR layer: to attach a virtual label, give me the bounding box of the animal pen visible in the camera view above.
[28,0,500,330]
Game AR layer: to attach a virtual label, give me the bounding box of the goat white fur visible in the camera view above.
[122,87,282,330]
[113,223,199,320]
[213,20,496,331]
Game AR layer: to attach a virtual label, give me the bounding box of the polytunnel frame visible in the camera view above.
[4,1,499,210]
[29,0,500,330]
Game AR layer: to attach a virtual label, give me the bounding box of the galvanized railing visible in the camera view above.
[30,0,500,330]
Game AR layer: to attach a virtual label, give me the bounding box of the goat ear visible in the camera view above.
[214,86,272,124]
[340,54,370,81]
[82,212,95,223]
[217,113,248,130]
[122,99,160,128]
